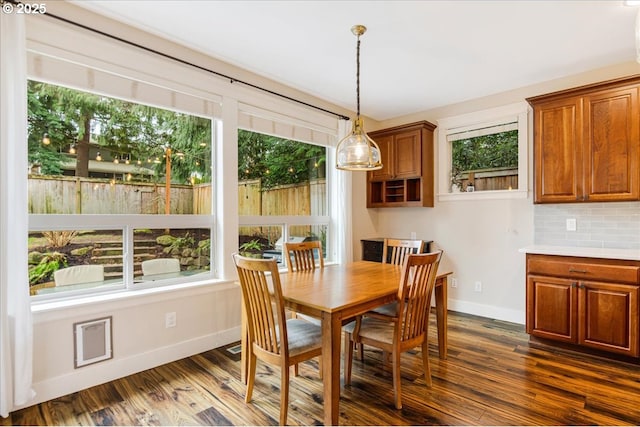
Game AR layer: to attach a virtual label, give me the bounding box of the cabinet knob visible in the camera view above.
[571,282,578,288]
[579,284,586,289]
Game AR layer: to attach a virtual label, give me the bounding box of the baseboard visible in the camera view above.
[448,299,525,325]
[21,326,241,409]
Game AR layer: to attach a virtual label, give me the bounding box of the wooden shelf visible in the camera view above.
[366,121,436,208]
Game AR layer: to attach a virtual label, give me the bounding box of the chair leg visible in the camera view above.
[343,331,354,385]
[246,352,257,403]
[421,340,432,387]
[318,357,322,379]
[358,342,364,361]
[280,364,290,425]
[294,363,299,376]
[392,350,402,410]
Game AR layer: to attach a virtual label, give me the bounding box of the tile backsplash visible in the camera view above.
[534,202,640,249]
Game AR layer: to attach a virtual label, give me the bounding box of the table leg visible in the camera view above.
[240,297,248,384]
[321,311,342,426]
[434,275,448,359]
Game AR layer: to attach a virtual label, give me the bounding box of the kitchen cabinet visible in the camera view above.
[366,121,436,207]
[526,254,640,357]
[527,75,640,204]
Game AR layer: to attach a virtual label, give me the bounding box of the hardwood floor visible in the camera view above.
[4,311,640,426]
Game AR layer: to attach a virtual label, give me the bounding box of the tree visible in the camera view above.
[27,81,211,184]
[238,129,325,189]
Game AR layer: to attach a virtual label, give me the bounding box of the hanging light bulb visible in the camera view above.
[69,144,76,154]
[42,132,51,145]
[125,155,130,165]
[113,155,119,164]
[336,25,382,171]
[95,151,102,161]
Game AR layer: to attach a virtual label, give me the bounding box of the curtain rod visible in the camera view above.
[34,6,351,121]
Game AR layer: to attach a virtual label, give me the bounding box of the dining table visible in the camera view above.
[240,260,452,426]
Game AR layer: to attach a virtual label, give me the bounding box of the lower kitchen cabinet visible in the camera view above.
[526,254,640,357]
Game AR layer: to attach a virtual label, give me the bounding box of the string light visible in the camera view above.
[69,144,76,154]
[113,155,119,164]
[42,133,51,145]
[95,151,102,161]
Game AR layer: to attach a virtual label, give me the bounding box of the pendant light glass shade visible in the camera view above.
[336,25,383,171]
[336,118,382,170]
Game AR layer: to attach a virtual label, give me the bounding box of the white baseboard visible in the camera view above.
[448,299,525,325]
[22,326,241,409]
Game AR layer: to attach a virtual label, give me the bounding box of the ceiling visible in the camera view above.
[73,1,640,121]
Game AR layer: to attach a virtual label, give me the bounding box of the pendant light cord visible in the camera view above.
[356,34,361,120]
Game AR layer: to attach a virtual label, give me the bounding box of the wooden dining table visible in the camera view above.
[240,260,452,426]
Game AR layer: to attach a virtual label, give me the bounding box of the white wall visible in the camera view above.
[352,60,640,325]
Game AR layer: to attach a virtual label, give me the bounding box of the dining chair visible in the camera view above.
[233,253,323,425]
[285,240,324,272]
[141,258,180,276]
[382,238,424,265]
[368,238,426,320]
[54,265,104,286]
[284,240,324,377]
[344,251,442,410]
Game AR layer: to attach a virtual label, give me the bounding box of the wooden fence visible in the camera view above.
[28,176,327,239]
[28,175,194,214]
[455,167,518,192]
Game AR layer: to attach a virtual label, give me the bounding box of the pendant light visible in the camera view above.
[336,25,382,171]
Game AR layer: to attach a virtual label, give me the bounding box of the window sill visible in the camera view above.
[31,278,235,323]
[438,189,528,202]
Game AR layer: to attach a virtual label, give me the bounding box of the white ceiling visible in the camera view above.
[73,0,640,121]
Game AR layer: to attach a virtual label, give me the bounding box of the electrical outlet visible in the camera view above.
[474,281,482,292]
[165,312,176,328]
[451,278,458,288]
[566,218,577,231]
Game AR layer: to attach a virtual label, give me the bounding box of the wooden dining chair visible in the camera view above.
[344,251,442,410]
[233,253,323,425]
[284,240,324,377]
[285,240,324,272]
[382,238,424,265]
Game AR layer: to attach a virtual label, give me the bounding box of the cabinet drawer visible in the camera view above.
[528,257,640,284]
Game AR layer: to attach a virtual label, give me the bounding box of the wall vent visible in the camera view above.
[73,316,113,368]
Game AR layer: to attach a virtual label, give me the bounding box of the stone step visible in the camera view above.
[92,239,157,249]
[92,253,156,266]
[92,246,157,257]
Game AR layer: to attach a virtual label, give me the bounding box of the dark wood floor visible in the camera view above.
[4,311,640,426]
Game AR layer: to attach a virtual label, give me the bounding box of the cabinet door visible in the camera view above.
[583,87,640,201]
[578,281,639,357]
[369,134,394,181]
[527,275,577,342]
[533,97,583,203]
[393,129,422,178]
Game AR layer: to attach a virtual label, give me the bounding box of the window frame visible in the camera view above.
[437,102,530,201]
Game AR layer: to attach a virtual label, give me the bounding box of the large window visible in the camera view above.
[237,129,329,269]
[437,102,529,200]
[28,81,214,298]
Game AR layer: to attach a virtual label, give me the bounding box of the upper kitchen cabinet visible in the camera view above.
[366,121,436,208]
[527,75,640,204]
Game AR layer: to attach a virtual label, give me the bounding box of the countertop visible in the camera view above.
[519,245,640,261]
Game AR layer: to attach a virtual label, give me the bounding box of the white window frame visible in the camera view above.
[437,102,530,201]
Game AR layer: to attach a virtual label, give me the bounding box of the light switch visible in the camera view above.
[566,218,577,231]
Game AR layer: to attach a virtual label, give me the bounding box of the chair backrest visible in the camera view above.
[382,238,424,265]
[141,258,180,276]
[54,265,104,287]
[396,251,442,343]
[233,253,288,357]
[285,240,324,273]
